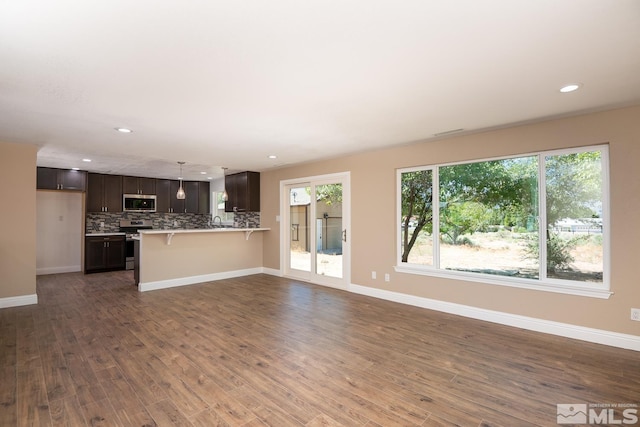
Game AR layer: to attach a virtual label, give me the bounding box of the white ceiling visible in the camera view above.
[1,1,639,181]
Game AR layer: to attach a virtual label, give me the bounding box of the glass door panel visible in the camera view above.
[289,185,311,273]
[315,183,343,279]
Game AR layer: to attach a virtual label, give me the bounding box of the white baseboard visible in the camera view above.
[349,283,640,352]
[0,294,38,309]
[36,265,81,275]
[262,267,282,277]
[138,267,264,292]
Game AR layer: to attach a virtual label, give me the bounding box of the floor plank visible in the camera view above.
[1,271,638,426]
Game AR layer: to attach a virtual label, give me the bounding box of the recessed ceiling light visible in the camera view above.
[207,177,213,180]
[82,158,91,162]
[71,167,80,171]
[200,171,207,175]
[560,84,581,93]
[268,155,277,159]
[115,127,132,133]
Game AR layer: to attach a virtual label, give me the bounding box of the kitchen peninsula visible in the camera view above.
[134,227,269,292]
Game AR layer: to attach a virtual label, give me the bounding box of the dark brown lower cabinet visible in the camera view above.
[85,235,126,273]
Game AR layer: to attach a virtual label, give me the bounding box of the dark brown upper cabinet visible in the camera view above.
[37,167,87,191]
[160,181,209,214]
[168,180,185,213]
[156,179,186,213]
[184,181,199,214]
[123,176,156,195]
[87,173,122,212]
[198,181,210,215]
[184,181,210,214]
[224,171,260,212]
[155,179,171,213]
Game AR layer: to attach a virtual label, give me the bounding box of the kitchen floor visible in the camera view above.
[2,271,639,426]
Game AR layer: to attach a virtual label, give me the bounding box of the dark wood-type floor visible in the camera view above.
[1,272,639,426]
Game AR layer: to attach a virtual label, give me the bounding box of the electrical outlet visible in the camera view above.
[384,273,390,282]
[371,271,376,279]
[631,308,640,321]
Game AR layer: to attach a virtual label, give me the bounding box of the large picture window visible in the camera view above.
[397,145,609,297]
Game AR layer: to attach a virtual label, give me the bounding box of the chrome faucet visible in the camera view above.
[212,215,222,228]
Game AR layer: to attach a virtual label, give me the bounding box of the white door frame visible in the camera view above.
[280,171,351,290]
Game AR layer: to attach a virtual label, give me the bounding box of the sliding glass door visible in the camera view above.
[283,173,350,289]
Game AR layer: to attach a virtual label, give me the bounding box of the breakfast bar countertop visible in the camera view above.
[139,227,270,235]
[139,227,270,245]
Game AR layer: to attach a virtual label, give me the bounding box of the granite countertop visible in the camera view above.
[85,232,126,237]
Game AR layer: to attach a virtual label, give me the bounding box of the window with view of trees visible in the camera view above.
[213,191,234,224]
[398,146,608,292]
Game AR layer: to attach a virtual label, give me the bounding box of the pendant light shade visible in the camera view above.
[221,167,229,201]
[177,162,186,200]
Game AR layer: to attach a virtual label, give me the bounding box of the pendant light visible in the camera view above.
[221,167,229,201]
[176,161,186,200]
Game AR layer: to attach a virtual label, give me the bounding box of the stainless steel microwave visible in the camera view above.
[123,194,157,212]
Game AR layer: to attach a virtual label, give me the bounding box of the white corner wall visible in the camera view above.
[36,191,83,275]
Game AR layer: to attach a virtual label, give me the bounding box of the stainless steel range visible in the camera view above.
[119,219,153,270]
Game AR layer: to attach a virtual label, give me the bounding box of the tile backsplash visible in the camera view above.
[86,211,261,233]
[234,211,260,228]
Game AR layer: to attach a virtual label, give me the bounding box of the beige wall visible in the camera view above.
[261,106,640,336]
[0,141,37,300]
[140,231,264,283]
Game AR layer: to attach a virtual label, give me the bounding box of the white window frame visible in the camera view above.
[211,191,234,226]
[395,144,611,299]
